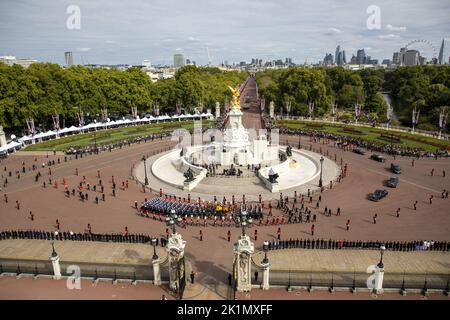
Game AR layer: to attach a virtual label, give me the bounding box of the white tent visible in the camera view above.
[0,140,22,153]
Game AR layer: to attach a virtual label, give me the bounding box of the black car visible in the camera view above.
[353,148,366,155]
[386,176,399,188]
[369,188,388,201]
[370,154,386,162]
[390,163,401,174]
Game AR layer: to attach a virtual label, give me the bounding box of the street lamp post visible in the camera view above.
[151,237,159,260]
[166,209,178,235]
[318,156,324,188]
[239,211,253,237]
[298,135,301,149]
[261,241,269,265]
[378,244,386,268]
[142,156,149,185]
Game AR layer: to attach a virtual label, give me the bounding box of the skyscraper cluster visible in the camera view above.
[349,49,377,65]
[334,45,346,66]
[322,45,346,66]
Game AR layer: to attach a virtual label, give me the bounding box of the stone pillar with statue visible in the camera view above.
[166,229,186,293]
[233,214,255,292]
[215,101,220,118]
[269,101,275,118]
[0,126,6,147]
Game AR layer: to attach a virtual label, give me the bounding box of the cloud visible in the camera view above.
[386,24,407,32]
[324,27,342,35]
[104,40,117,44]
[188,36,200,41]
[76,47,91,52]
[378,34,400,40]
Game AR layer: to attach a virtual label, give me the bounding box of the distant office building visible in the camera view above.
[0,56,37,68]
[335,51,345,66]
[382,59,391,65]
[392,52,401,65]
[403,50,420,66]
[356,49,366,64]
[174,53,185,68]
[323,53,334,66]
[438,39,445,64]
[142,60,151,68]
[0,56,16,65]
[335,45,340,65]
[65,51,74,67]
[392,48,407,66]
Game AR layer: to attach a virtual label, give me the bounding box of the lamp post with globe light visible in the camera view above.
[239,211,253,237]
[378,244,386,268]
[318,156,324,188]
[151,238,158,260]
[142,155,149,185]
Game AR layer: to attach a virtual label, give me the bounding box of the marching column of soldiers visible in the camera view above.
[139,196,264,227]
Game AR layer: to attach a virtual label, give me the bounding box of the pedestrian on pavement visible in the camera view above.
[227,230,231,242]
[396,208,400,218]
[254,271,259,282]
[414,200,418,210]
[373,213,377,224]
[29,211,34,221]
[190,271,195,284]
[443,170,446,178]
[346,219,350,231]
[16,200,20,210]
[199,230,203,241]
[429,195,433,204]
[431,168,434,176]
[311,224,315,236]
[254,229,258,241]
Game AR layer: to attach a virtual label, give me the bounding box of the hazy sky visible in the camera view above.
[0,0,449,65]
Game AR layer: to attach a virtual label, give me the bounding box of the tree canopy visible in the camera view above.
[0,63,246,132]
[256,66,450,131]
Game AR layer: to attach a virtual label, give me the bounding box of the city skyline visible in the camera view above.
[0,0,449,66]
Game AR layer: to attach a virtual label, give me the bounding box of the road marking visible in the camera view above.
[366,168,442,194]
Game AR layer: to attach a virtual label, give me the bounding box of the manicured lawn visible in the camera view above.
[276,120,450,152]
[25,120,212,151]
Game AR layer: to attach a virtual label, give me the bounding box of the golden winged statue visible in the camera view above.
[228,85,241,109]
